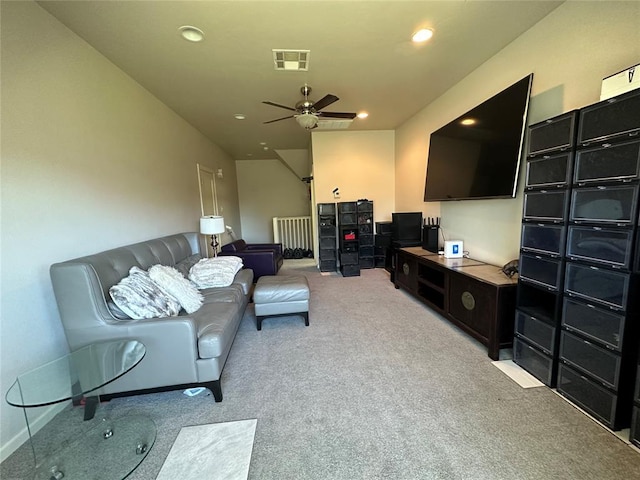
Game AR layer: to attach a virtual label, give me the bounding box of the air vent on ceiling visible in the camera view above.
[272,49,310,71]
[315,119,353,130]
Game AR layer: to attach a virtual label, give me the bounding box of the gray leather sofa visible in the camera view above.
[49,232,253,402]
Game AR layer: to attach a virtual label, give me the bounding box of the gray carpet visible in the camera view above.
[2,261,640,479]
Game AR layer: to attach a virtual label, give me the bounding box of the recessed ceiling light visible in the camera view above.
[259,142,267,145]
[263,146,269,151]
[357,112,369,119]
[234,114,246,120]
[412,28,433,43]
[179,26,204,42]
[460,118,476,126]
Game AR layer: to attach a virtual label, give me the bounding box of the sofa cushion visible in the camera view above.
[200,285,245,304]
[175,254,202,278]
[193,302,243,358]
[109,267,181,319]
[148,265,203,314]
[189,257,243,288]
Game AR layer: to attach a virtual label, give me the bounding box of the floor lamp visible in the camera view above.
[200,216,225,257]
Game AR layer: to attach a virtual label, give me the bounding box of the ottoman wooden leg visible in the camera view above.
[302,312,309,326]
[257,315,263,331]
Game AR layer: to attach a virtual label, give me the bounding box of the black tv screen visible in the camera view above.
[423,74,533,201]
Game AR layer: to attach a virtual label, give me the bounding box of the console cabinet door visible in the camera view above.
[395,251,419,292]
[448,273,495,340]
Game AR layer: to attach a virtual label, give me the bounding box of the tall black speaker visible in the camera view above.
[422,225,439,253]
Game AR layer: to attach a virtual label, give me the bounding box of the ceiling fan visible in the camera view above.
[263,85,357,130]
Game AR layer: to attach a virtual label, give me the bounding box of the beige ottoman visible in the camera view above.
[253,275,310,330]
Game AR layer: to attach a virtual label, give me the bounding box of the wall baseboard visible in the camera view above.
[0,401,68,464]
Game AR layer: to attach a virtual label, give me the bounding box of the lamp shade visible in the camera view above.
[200,216,225,235]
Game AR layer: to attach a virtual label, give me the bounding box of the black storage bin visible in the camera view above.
[516,280,558,320]
[570,184,638,224]
[631,407,640,448]
[320,225,336,236]
[319,237,336,249]
[338,202,357,213]
[358,224,373,234]
[562,297,626,351]
[564,262,630,309]
[340,213,357,225]
[519,253,563,290]
[319,259,336,272]
[340,252,358,265]
[636,364,640,402]
[513,337,554,386]
[557,364,618,429]
[359,257,375,269]
[523,190,569,222]
[559,331,621,389]
[578,89,640,146]
[514,310,557,354]
[528,110,578,156]
[521,223,566,257]
[340,264,360,277]
[319,249,336,260]
[359,234,374,246]
[360,245,374,257]
[376,221,393,235]
[375,234,391,247]
[566,225,634,268]
[525,152,573,189]
[574,140,640,185]
[357,201,373,212]
[318,203,336,215]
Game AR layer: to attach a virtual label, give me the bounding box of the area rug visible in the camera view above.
[155,419,257,480]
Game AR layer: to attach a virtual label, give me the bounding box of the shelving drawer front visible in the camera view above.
[578,89,640,145]
[514,310,556,354]
[635,365,640,402]
[562,297,625,351]
[523,190,569,222]
[574,140,640,185]
[319,249,336,260]
[319,225,336,236]
[566,225,634,268]
[338,202,357,213]
[528,111,578,156]
[340,213,357,225]
[564,263,630,309]
[320,237,336,249]
[557,364,618,429]
[356,201,373,212]
[521,223,565,257]
[519,253,563,290]
[317,203,336,216]
[525,152,573,189]
[513,338,554,386]
[559,331,621,389]
[319,260,336,272]
[631,407,640,448]
[570,184,638,225]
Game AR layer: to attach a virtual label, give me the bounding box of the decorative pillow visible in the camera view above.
[189,256,243,289]
[148,264,203,314]
[175,254,202,278]
[109,267,181,320]
[107,301,132,321]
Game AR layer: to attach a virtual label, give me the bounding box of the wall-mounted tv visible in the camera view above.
[423,74,533,202]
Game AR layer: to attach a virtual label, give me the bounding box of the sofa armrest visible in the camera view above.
[245,243,283,255]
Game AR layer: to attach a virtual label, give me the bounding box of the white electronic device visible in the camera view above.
[444,240,464,258]
[600,63,639,100]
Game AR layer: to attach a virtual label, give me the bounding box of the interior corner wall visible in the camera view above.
[311,130,395,224]
[236,159,311,243]
[0,1,240,460]
[395,1,640,266]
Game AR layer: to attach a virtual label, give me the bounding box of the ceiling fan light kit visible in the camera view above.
[263,85,357,130]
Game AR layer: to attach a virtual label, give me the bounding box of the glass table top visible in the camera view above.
[6,340,145,408]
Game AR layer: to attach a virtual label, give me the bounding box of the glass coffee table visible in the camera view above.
[5,340,156,480]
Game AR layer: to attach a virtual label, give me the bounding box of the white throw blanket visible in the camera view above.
[189,256,243,288]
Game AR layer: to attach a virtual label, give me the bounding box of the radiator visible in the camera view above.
[273,216,313,252]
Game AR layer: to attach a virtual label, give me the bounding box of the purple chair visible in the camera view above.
[220,239,284,280]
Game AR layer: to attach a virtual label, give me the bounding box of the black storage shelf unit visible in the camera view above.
[517,92,640,427]
[317,203,337,272]
[338,201,360,277]
[514,110,578,387]
[357,200,375,269]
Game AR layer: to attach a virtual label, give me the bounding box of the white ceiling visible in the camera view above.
[37,1,563,160]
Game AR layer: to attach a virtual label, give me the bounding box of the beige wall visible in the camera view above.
[0,1,240,458]
[236,158,311,243]
[312,130,395,223]
[395,1,640,266]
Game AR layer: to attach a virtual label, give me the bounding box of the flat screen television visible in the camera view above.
[423,74,533,201]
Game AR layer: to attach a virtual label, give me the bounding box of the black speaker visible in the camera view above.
[422,225,439,253]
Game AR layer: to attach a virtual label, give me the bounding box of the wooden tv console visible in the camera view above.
[393,246,518,360]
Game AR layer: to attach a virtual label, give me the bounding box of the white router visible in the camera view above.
[444,240,464,258]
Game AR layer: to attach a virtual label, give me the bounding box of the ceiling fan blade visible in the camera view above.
[264,115,294,124]
[262,101,297,112]
[317,111,357,119]
[313,94,339,111]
